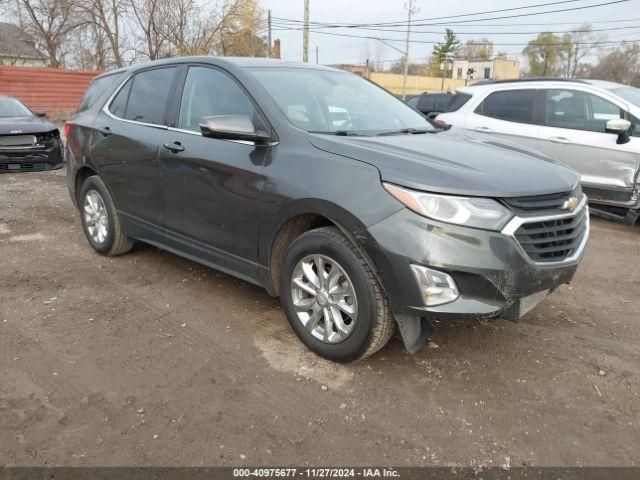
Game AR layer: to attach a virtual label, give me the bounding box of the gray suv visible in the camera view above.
[65,57,588,362]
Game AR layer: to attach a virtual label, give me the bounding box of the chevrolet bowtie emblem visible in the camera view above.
[562,197,579,211]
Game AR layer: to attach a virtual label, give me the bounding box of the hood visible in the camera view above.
[0,116,58,135]
[308,129,578,198]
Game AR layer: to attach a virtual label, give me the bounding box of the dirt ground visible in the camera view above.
[1,170,639,467]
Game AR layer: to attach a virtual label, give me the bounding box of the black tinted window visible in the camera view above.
[418,95,436,112]
[434,94,452,110]
[109,78,132,118]
[77,73,123,113]
[445,93,472,112]
[125,68,176,125]
[476,90,537,124]
[545,89,621,132]
[177,66,255,132]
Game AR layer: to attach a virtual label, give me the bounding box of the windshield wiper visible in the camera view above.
[309,130,362,136]
[376,127,431,136]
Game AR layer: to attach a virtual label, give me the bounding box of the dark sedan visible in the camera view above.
[0,95,62,173]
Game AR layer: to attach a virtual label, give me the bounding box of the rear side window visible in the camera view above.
[109,78,132,118]
[444,93,471,112]
[77,73,123,113]
[475,89,538,124]
[125,67,176,125]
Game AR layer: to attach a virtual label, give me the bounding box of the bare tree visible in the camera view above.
[74,0,126,67]
[560,25,607,78]
[458,38,494,62]
[591,42,640,86]
[212,0,267,57]
[10,0,81,67]
[128,0,168,60]
[163,0,214,55]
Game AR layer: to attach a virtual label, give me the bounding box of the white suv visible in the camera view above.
[436,79,640,224]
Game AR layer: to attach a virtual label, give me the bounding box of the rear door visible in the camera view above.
[464,88,542,151]
[90,66,178,226]
[537,88,640,203]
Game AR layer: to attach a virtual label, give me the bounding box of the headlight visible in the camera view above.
[383,183,513,231]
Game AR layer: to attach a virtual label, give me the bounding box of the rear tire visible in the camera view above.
[280,227,393,362]
[79,175,133,256]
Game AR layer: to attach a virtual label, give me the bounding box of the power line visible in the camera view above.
[268,24,640,46]
[271,0,589,27]
[272,0,631,29]
[268,20,640,36]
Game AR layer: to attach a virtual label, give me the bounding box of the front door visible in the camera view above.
[537,88,640,204]
[159,65,272,280]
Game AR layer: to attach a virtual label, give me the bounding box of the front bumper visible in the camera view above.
[0,140,63,173]
[368,202,589,320]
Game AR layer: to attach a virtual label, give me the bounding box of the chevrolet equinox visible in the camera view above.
[66,57,589,362]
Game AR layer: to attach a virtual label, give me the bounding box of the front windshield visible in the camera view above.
[610,86,640,108]
[0,97,33,117]
[249,68,434,135]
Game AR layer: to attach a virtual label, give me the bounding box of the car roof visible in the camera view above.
[461,77,631,94]
[92,56,344,82]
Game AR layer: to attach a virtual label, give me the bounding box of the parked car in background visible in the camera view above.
[436,79,640,224]
[407,93,452,118]
[66,58,587,362]
[0,95,62,173]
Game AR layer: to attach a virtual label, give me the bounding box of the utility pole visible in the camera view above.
[315,46,319,64]
[267,10,272,58]
[401,0,417,100]
[303,0,310,63]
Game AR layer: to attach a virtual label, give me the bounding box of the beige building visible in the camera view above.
[452,58,520,83]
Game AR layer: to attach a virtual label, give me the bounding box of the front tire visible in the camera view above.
[280,227,393,362]
[79,175,133,256]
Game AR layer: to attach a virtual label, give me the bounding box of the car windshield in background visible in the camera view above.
[249,68,435,135]
[0,97,33,117]
[610,86,640,108]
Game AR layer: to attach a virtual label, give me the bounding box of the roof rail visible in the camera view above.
[472,77,589,86]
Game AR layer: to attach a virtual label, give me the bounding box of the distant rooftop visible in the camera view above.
[0,22,44,61]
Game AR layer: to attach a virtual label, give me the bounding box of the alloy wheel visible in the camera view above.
[83,190,109,245]
[290,254,358,344]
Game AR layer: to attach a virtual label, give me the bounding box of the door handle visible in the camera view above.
[549,136,571,144]
[163,141,185,153]
[474,126,492,133]
[97,126,111,137]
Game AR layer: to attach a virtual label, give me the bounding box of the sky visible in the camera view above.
[258,0,640,66]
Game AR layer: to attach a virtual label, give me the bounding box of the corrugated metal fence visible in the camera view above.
[0,65,99,116]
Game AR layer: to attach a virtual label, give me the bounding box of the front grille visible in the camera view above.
[0,162,49,172]
[514,206,588,262]
[503,186,583,214]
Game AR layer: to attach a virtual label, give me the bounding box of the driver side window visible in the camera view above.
[544,89,622,133]
[177,66,256,133]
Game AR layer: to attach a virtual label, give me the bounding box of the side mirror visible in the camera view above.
[606,118,632,145]
[35,111,46,118]
[199,115,271,145]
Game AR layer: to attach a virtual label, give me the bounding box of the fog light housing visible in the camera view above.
[410,265,459,306]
